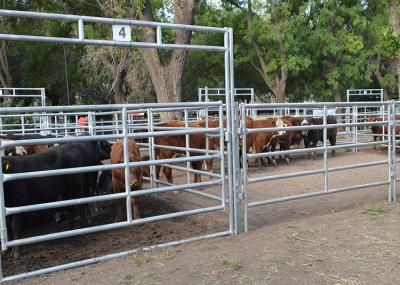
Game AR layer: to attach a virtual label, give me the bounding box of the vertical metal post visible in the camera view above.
[323,106,328,192]
[41,88,46,107]
[64,114,68,136]
[156,25,162,46]
[114,113,119,135]
[78,18,84,41]
[205,106,209,171]
[241,105,249,231]
[0,142,8,252]
[197,88,201,119]
[250,88,256,117]
[0,142,6,282]
[224,28,235,234]
[184,110,191,185]
[21,115,25,135]
[218,103,226,209]
[388,101,396,202]
[352,105,357,152]
[122,107,133,222]
[229,27,241,234]
[148,109,156,189]
[55,115,58,136]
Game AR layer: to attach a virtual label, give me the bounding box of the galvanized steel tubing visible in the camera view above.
[240,101,396,230]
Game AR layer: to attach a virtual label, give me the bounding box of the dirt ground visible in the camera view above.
[15,199,400,284]
[4,147,400,284]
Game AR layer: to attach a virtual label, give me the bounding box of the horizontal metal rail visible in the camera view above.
[159,163,222,179]
[3,154,221,182]
[248,181,389,208]
[1,230,231,283]
[1,128,221,147]
[154,179,223,202]
[247,160,388,184]
[0,9,227,32]
[6,179,222,215]
[0,101,223,114]
[6,204,225,248]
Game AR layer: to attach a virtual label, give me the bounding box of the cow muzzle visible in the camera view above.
[301,119,309,135]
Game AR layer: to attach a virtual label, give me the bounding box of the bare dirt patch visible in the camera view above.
[16,202,400,285]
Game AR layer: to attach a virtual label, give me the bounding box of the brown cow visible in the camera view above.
[250,118,285,167]
[368,116,400,149]
[154,120,206,184]
[196,116,253,171]
[272,116,304,163]
[110,139,143,221]
[0,134,52,156]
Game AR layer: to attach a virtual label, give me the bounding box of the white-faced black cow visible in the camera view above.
[301,116,337,158]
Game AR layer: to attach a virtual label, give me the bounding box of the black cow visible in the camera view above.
[301,116,337,158]
[97,170,112,196]
[2,140,111,259]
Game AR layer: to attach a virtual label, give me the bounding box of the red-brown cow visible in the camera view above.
[368,116,400,150]
[250,118,285,167]
[110,139,143,221]
[196,117,226,172]
[154,120,206,184]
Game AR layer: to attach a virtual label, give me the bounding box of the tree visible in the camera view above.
[95,0,196,121]
[389,0,400,97]
[223,0,311,103]
[305,0,373,102]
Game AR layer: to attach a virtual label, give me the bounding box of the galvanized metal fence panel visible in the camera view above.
[239,101,397,232]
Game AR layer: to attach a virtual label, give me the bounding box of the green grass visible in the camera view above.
[119,275,134,285]
[201,243,217,252]
[221,258,241,271]
[132,253,153,268]
[161,250,177,261]
[287,223,298,229]
[364,204,391,215]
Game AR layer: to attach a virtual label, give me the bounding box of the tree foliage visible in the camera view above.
[0,0,399,106]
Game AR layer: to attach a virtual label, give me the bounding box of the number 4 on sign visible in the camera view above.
[112,25,131,42]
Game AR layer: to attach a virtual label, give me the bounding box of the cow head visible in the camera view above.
[275,118,286,136]
[301,119,309,136]
[97,141,112,160]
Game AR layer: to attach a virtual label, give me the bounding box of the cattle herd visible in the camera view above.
[0,112,389,259]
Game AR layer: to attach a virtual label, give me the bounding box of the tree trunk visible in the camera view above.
[389,0,400,97]
[111,49,129,104]
[0,41,13,106]
[374,54,390,100]
[246,7,287,103]
[333,88,341,102]
[138,0,195,122]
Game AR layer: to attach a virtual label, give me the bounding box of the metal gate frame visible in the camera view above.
[0,9,239,282]
[239,101,397,232]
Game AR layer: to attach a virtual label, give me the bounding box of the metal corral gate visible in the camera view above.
[0,9,240,282]
[197,87,256,117]
[239,101,397,231]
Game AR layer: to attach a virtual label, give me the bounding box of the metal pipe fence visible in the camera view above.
[239,101,397,232]
[0,102,230,281]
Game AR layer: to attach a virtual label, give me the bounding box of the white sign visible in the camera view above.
[112,25,131,42]
[312,108,336,116]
